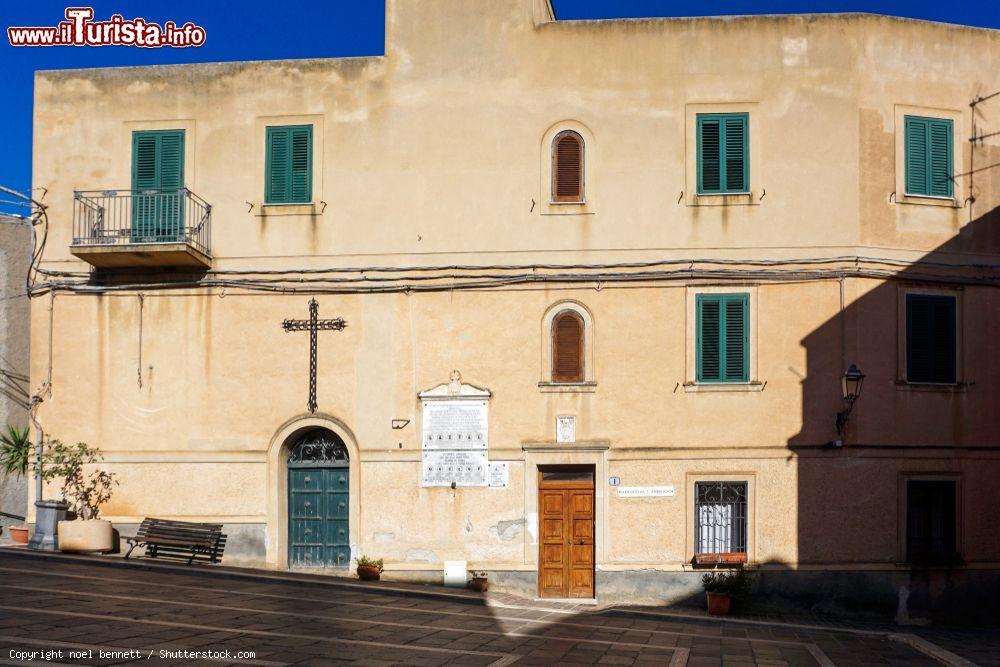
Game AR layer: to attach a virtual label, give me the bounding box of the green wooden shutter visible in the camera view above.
[697,296,722,381]
[290,126,313,203]
[266,125,312,204]
[928,120,953,197]
[697,114,749,194]
[724,116,748,192]
[697,294,749,383]
[906,294,956,383]
[131,130,185,242]
[698,119,721,193]
[724,296,749,381]
[905,116,952,198]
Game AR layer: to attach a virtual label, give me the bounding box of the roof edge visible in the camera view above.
[34,53,384,78]
[546,10,1000,34]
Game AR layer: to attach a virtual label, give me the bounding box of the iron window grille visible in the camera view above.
[287,429,349,467]
[695,481,748,558]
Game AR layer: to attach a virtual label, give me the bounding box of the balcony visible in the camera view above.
[71,189,212,269]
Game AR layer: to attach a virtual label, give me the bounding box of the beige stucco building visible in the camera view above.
[28,0,1000,618]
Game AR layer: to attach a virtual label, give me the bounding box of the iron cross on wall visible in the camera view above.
[282,298,347,413]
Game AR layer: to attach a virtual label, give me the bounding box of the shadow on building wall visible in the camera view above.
[786,201,1000,624]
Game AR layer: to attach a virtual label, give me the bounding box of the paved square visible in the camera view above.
[0,552,989,666]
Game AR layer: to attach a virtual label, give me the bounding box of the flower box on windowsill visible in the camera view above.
[694,552,748,566]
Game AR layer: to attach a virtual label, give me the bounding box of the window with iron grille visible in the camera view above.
[906,480,958,564]
[695,481,748,556]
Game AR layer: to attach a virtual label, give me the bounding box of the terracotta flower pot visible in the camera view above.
[357,565,382,581]
[706,592,732,616]
[468,577,489,593]
[8,526,29,544]
[58,519,113,552]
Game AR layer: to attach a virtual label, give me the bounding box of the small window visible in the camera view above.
[552,131,584,203]
[697,294,749,383]
[697,113,748,194]
[906,480,958,564]
[904,116,953,198]
[266,125,313,204]
[540,467,594,482]
[695,481,748,557]
[906,293,956,384]
[552,311,584,383]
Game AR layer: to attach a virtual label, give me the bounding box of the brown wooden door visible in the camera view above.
[539,471,595,598]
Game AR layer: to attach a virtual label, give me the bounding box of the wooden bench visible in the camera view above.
[124,518,226,565]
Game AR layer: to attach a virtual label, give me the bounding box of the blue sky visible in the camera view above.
[0,0,993,214]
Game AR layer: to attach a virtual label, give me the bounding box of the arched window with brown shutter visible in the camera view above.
[552,311,585,383]
[552,131,584,203]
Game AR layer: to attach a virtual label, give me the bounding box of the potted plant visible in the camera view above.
[701,568,756,616]
[42,441,118,552]
[356,555,384,581]
[0,425,31,543]
[468,570,489,593]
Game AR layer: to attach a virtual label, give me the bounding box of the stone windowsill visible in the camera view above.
[683,381,765,393]
[256,202,321,217]
[895,193,961,208]
[538,381,597,393]
[894,381,968,394]
[689,192,758,207]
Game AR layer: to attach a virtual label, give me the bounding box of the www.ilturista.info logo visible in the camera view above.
[7,7,206,48]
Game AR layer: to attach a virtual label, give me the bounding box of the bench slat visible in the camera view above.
[125,517,226,565]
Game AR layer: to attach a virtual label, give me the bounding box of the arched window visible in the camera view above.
[552,131,584,203]
[552,311,585,383]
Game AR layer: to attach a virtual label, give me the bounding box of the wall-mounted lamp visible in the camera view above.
[835,364,865,439]
[391,419,410,430]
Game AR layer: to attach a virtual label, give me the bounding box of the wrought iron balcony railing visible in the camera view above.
[72,189,212,256]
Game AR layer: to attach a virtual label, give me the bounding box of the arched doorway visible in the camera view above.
[286,428,350,568]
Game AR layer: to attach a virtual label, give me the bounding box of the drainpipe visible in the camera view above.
[29,408,42,509]
[26,292,65,551]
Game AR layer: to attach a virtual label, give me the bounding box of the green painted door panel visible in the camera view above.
[289,466,350,568]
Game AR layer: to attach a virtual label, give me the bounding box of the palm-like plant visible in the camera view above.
[0,425,31,477]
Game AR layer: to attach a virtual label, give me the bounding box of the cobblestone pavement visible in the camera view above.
[0,551,990,666]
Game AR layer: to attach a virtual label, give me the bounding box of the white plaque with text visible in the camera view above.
[423,400,488,450]
[617,485,676,498]
[422,450,488,487]
[487,462,509,488]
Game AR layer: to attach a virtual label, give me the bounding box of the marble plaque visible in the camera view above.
[487,462,509,488]
[556,415,576,443]
[422,400,488,450]
[421,450,488,487]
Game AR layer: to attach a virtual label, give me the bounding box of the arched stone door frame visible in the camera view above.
[265,413,360,569]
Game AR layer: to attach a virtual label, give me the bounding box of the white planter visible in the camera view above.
[58,519,113,552]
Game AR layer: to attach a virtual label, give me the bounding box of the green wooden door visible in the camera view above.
[131,130,185,242]
[288,467,350,568]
